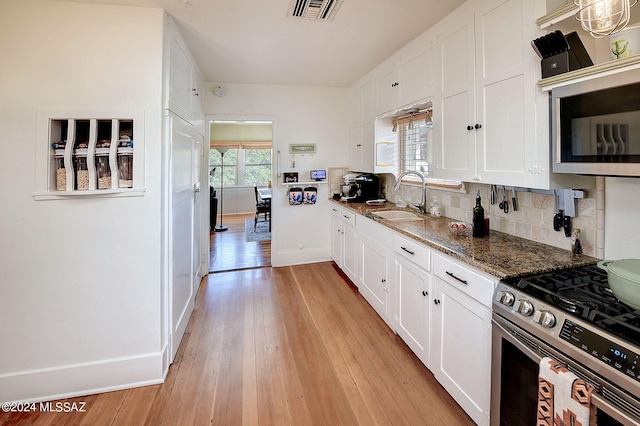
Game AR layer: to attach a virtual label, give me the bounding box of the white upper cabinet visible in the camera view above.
[350,79,376,172]
[166,19,205,134]
[376,44,434,116]
[434,3,476,183]
[431,0,588,189]
[434,0,547,188]
[475,0,542,187]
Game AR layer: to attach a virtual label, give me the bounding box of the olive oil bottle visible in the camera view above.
[472,190,484,238]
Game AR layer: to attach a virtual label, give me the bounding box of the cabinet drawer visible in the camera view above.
[394,235,430,271]
[433,253,496,308]
[341,209,357,227]
[330,205,342,218]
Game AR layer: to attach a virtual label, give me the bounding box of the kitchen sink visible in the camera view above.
[372,210,422,221]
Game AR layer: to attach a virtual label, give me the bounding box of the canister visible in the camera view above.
[55,149,66,191]
[74,148,89,190]
[117,146,133,188]
[95,147,111,189]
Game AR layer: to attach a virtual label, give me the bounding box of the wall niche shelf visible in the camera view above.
[280,181,328,186]
[35,109,145,200]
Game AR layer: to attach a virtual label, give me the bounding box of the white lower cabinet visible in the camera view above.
[329,207,495,425]
[358,217,395,328]
[431,252,495,426]
[394,235,432,368]
[330,206,359,285]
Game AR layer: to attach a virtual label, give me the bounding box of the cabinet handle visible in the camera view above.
[422,290,428,297]
[434,299,440,305]
[446,271,468,285]
[332,208,338,212]
[475,123,482,130]
[382,278,386,283]
[356,144,362,147]
[467,125,473,131]
[343,215,350,219]
[400,246,415,255]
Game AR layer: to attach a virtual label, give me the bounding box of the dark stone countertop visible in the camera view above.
[330,199,599,280]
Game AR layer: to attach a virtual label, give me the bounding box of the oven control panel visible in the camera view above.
[560,319,640,383]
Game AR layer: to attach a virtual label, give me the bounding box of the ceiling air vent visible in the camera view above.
[288,0,342,21]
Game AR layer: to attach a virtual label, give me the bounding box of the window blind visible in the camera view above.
[394,110,433,177]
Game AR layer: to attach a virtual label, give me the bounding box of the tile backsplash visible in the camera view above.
[383,174,602,258]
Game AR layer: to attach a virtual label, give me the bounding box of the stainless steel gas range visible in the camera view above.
[491,264,640,425]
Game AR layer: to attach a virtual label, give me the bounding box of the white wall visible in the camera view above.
[0,0,166,402]
[604,177,640,260]
[205,84,350,265]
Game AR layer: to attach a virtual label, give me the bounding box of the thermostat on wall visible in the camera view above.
[310,169,326,181]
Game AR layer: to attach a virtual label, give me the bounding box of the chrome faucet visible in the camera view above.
[393,170,427,214]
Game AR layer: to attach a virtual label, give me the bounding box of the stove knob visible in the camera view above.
[534,310,556,328]
[515,299,534,316]
[497,290,515,306]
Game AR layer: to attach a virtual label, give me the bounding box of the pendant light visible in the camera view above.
[214,147,229,232]
[575,0,637,38]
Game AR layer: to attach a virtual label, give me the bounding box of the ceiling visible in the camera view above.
[56,0,466,87]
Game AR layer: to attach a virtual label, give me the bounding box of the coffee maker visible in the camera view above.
[353,173,380,202]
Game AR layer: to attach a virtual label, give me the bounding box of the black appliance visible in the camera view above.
[491,264,640,425]
[353,173,380,203]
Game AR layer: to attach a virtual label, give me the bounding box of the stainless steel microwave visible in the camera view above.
[551,67,640,176]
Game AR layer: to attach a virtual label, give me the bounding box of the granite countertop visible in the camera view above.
[330,199,600,279]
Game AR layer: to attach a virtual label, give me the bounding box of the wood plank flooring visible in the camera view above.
[0,262,474,426]
[210,213,271,272]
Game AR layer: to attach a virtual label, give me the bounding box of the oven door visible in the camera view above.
[490,315,638,426]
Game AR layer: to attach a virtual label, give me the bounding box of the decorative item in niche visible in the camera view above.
[289,143,316,154]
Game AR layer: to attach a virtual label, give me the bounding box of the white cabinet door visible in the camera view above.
[397,48,433,108]
[360,233,389,322]
[395,255,431,367]
[168,37,193,122]
[342,222,359,284]
[350,79,376,173]
[330,206,343,265]
[434,6,476,182]
[376,66,398,116]
[169,113,198,362]
[376,48,433,116]
[431,275,491,426]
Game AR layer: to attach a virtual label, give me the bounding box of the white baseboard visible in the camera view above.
[0,351,164,403]
[272,247,331,267]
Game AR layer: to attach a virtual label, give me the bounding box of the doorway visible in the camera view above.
[207,119,273,272]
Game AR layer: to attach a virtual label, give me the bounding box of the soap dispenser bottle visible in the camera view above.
[472,190,484,238]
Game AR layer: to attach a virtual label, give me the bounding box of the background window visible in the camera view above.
[209,148,272,187]
[245,149,272,185]
[210,148,237,186]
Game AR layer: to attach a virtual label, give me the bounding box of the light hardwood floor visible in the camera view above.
[210,213,271,272]
[0,263,474,426]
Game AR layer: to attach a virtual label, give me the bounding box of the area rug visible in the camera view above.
[245,217,271,242]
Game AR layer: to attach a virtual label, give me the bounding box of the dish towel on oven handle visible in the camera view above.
[537,357,596,426]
